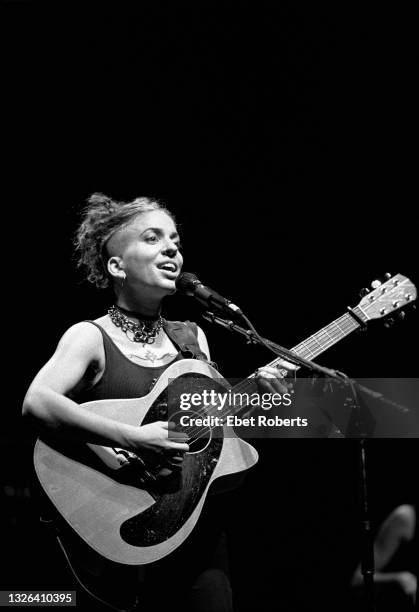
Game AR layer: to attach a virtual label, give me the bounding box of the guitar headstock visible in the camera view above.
[357,273,417,323]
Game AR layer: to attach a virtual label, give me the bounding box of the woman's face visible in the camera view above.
[108,210,183,297]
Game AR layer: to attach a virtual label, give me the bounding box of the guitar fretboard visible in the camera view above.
[222,307,365,415]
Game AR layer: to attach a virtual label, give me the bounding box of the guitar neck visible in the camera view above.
[283,308,363,362]
[229,307,365,412]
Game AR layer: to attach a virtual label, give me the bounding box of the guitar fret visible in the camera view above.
[308,335,325,352]
[322,328,341,343]
[307,337,332,355]
[296,334,328,358]
[312,331,333,347]
[322,328,335,342]
[297,341,316,358]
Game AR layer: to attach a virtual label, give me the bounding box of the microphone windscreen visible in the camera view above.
[176,272,200,294]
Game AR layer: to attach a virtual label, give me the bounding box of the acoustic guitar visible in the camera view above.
[34,273,416,565]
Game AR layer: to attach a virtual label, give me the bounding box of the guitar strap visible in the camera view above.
[163,320,216,364]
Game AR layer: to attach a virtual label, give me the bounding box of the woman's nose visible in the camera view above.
[162,240,179,256]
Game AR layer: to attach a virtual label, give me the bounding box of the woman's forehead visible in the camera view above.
[127,209,177,233]
[107,209,177,255]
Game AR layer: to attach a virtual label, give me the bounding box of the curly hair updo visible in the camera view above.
[74,193,175,289]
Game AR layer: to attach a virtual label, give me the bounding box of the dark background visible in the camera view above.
[1,1,418,610]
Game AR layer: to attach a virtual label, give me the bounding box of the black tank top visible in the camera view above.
[78,321,184,402]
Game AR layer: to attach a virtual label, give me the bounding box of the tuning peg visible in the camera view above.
[384,318,395,328]
[371,279,382,289]
[384,272,392,279]
[398,311,406,321]
[359,287,370,297]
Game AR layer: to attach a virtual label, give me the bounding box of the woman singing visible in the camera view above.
[22,193,292,611]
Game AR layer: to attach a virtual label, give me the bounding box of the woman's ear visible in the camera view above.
[107,256,125,281]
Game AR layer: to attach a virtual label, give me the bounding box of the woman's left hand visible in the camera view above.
[255,359,298,395]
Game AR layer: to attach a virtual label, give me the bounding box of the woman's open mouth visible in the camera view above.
[157,262,179,277]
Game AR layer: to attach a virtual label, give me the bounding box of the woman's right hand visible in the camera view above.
[129,421,189,454]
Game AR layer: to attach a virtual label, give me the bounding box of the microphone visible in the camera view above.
[176,272,243,317]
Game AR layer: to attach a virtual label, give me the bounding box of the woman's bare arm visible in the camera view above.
[22,322,188,453]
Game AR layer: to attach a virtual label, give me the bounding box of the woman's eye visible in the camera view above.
[146,234,159,243]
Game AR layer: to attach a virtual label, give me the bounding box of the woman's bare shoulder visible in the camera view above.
[55,321,104,359]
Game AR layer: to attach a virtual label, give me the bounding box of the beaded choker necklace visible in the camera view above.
[108,305,164,344]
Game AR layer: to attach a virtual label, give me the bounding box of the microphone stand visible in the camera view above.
[202,310,378,611]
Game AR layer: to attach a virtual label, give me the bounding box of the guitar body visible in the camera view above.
[34,359,258,565]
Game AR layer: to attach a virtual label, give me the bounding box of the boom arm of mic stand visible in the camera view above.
[202,311,341,379]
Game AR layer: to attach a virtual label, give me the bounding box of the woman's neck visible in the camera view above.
[115,293,163,319]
